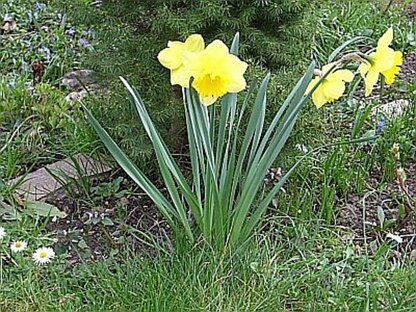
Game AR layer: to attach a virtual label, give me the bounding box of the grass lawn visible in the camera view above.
[1,0,416,311]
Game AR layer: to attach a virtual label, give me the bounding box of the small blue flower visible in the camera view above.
[33,3,47,12]
[78,38,91,47]
[4,14,13,22]
[376,117,386,134]
[65,28,76,37]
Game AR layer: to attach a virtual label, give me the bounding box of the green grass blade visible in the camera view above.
[242,136,377,241]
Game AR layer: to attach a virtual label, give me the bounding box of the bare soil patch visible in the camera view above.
[338,162,416,259]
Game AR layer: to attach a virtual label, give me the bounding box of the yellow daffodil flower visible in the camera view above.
[358,27,403,96]
[186,40,248,106]
[306,63,354,108]
[158,34,205,88]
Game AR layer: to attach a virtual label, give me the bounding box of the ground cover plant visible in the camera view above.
[0,0,96,178]
[1,0,416,311]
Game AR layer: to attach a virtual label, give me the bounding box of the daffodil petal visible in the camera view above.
[228,75,246,93]
[184,34,205,52]
[171,66,191,88]
[323,79,346,100]
[158,47,182,70]
[226,55,248,92]
[364,69,379,96]
[199,95,218,106]
[393,50,403,66]
[381,52,402,84]
[331,70,354,82]
[312,86,327,108]
[377,27,393,50]
[168,41,184,48]
[228,55,248,75]
[359,62,370,78]
[205,39,229,55]
[375,47,396,71]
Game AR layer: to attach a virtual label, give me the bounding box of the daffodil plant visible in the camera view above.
[84,28,402,250]
[307,27,402,108]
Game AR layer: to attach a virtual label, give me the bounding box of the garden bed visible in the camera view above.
[338,161,416,260]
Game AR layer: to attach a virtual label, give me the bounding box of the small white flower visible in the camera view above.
[10,241,28,253]
[386,233,403,244]
[32,247,55,265]
[0,227,5,239]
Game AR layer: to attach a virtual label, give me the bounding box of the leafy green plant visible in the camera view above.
[83,34,321,250]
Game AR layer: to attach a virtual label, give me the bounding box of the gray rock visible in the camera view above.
[61,69,96,92]
[65,90,88,102]
[372,99,410,118]
[9,154,112,202]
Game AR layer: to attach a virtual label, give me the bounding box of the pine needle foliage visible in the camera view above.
[111,0,310,69]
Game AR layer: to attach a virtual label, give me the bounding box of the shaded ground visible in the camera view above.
[338,162,416,260]
[337,52,416,260]
[46,172,171,264]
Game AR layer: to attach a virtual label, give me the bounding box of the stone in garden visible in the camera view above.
[9,154,111,202]
[65,90,88,102]
[61,69,96,92]
[372,99,410,118]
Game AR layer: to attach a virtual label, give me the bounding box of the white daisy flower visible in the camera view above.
[32,247,55,265]
[0,227,5,239]
[10,241,28,253]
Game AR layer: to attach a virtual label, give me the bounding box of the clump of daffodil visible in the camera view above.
[186,40,248,106]
[359,27,403,96]
[306,63,354,108]
[157,34,205,88]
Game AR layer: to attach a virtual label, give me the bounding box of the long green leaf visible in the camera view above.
[82,104,178,229]
[230,62,316,245]
[122,79,201,239]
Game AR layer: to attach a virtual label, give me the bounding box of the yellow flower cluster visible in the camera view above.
[307,27,402,108]
[158,28,402,109]
[158,35,248,106]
